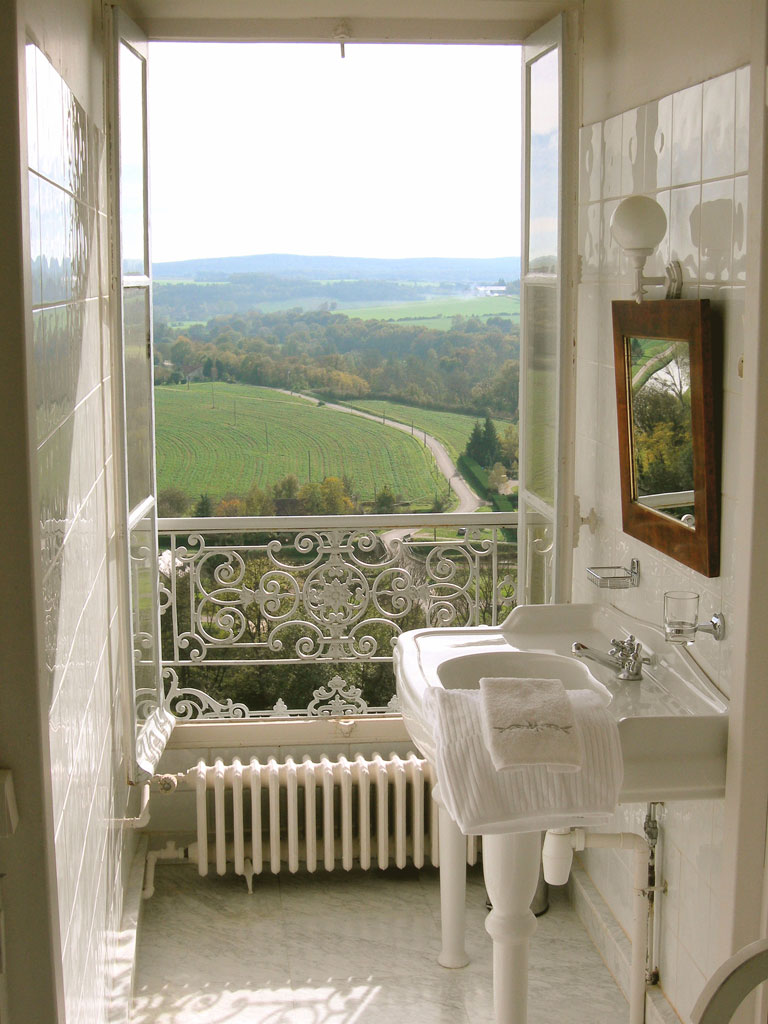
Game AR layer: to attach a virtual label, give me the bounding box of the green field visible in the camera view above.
[154,383,448,505]
[344,400,512,462]
[343,294,520,329]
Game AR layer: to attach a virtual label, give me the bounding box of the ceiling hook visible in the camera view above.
[334,20,351,58]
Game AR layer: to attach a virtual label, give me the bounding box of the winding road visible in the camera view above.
[277,389,483,526]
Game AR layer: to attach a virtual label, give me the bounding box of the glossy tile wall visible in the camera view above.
[26,36,132,1023]
[572,67,747,1023]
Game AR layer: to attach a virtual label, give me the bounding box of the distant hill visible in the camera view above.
[152,253,521,284]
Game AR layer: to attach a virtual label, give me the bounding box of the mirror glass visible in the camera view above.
[626,336,695,526]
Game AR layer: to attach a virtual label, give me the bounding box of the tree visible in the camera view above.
[272,474,301,515]
[214,497,246,517]
[194,493,213,517]
[465,421,485,463]
[488,463,508,493]
[245,484,276,517]
[374,485,397,514]
[482,416,502,468]
[158,487,190,517]
[320,476,354,515]
[500,423,519,474]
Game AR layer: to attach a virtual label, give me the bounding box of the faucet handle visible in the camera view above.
[610,635,635,657]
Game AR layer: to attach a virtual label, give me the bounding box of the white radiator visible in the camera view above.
[144,752,479,896]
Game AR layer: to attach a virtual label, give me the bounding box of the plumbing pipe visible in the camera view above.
[543,828,650,1024]
[143,841,186,898]
[116,782,151,829]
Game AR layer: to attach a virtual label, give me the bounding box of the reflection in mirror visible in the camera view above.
[627,336,695,526]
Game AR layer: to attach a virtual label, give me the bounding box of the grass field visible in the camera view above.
[154,383,448,506]
[155,290,520,328]
[342,294,520,329]
[344,400,513,462]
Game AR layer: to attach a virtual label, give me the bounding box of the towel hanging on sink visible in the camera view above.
[423,686,623,835]
[478,676,584,773]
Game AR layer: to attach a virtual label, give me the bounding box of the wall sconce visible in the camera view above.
[610,195,682,303]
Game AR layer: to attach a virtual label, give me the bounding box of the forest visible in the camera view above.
[154,307,520,417]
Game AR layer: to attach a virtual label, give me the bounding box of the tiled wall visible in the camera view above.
[573,67,747,1023]
[26,39,132,1022]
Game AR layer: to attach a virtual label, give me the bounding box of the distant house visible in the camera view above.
[475,284,508,296]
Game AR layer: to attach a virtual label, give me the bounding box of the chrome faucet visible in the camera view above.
[571,635,649,681]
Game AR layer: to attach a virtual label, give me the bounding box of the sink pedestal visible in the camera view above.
[437,801,470,968]
[483,831,542,1024]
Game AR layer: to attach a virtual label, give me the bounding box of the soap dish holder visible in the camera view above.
[587,559,640,589]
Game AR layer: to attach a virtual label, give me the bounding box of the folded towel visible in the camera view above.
[479,676,583,773]
[423,686,623,836]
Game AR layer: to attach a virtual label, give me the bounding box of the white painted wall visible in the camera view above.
[582,0,751,125]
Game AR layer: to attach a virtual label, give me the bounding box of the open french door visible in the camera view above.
[517,12,578,605]
[110,8,172,780]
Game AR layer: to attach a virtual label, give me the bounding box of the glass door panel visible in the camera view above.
[112,8,166,775]
[518,13,577,605]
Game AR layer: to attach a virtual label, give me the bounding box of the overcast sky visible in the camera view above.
[147,43,522,263]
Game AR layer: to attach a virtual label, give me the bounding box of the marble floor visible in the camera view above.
[131,863,628,1023]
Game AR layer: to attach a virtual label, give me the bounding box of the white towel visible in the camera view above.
[479,676,583,773]
[423,686,623,836]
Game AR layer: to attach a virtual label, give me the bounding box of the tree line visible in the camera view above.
[157,473,441,520]
[154,307,520,417]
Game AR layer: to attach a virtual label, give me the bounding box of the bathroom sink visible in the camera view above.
[393,602,728,802]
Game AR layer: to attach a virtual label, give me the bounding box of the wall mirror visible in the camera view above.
[611,299,722,577]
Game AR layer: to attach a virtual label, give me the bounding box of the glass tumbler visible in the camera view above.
[664,590,699,644]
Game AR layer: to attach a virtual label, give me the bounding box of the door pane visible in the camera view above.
[123,286,152,510]
[119,42,146,276]
[130,514,160,722]
[523,283,557,505]
[527,47,559,274]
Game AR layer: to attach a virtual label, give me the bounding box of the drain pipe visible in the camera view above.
[116,782,151,829]
[543,827,652,1024]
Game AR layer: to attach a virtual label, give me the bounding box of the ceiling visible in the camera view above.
[123,0,578,43]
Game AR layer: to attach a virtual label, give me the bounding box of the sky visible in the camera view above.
[147,43,522,263]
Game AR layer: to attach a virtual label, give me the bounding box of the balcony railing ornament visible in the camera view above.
[153,514,521,719]
[307,674,368,716]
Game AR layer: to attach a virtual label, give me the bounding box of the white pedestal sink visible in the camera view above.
[393,602,728,1024]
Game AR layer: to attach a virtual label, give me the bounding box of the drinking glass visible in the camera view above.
[664,590,698,644]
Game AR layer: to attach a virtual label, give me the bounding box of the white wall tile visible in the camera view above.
[643,95,672,192]
[602,115,623,199]
[671,83,702,186]
[732,174,748,282]
[669,184,702,282]
[580,122,602,204]
[29,42,130,1024]
[621,107,645,197]
[702,73,736,181]
[734,66,750,175]
[699,178,734,283]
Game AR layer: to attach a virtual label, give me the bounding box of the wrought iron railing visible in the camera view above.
[151,512,520,720]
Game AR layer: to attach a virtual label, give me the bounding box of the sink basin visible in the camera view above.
[394,602,728,802]
[436,649,611,696]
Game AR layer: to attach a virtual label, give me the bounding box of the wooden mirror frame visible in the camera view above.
[611,299,722,577]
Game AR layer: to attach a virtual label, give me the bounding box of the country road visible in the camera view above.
[276,389,483,533]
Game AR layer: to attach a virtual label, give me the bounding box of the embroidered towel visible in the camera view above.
[423,686,623,836]
[478,676,583,773]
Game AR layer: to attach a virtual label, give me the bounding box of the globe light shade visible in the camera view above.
[610,195,667,254]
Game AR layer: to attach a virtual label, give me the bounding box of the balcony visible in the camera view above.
[147,511,529,724]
